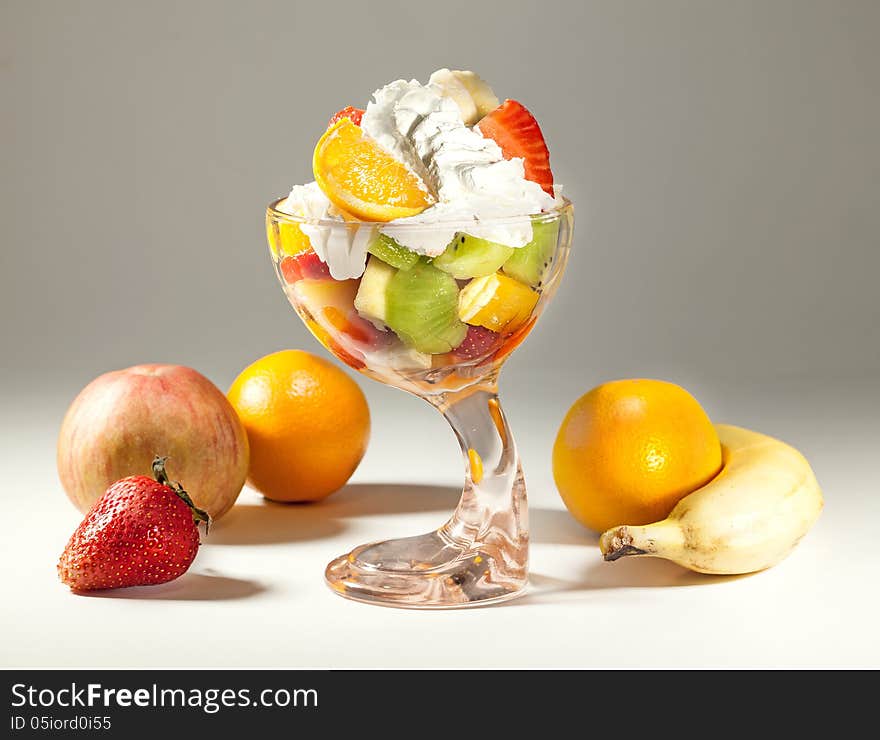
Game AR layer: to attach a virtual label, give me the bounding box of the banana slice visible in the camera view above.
[429,68,477,124]
[452,70,500,119]
[599,424,823,575]
[429,69,500,125]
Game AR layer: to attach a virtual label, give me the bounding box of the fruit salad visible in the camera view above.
[267,69,571,387]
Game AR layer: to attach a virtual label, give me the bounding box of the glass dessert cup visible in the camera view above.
[267,198,573,608]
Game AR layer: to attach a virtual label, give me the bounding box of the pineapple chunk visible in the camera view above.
[354,257,397,327]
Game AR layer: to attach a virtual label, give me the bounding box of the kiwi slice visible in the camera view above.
[385,261,467,354]
[367,233,420,270]
[433,233,514,279]
[502,219,560,288]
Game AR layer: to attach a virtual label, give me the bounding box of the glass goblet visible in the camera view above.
[266,199,573,608]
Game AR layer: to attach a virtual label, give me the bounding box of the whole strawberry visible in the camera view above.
[58,456,209,591]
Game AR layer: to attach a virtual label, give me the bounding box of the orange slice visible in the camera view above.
[458,272,539,333]
[313,119,432,222]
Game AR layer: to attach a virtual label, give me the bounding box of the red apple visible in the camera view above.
[57,364,249,520]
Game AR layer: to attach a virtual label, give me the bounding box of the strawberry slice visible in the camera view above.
[280,250,332,283]
[453,325,501,361]
[477,100,554,195]
[328,106,364,127]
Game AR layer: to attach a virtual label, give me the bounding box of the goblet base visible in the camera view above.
[325,528,528,609]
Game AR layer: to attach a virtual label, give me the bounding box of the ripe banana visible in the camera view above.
[599,424,823,575]
[429,69,500,125]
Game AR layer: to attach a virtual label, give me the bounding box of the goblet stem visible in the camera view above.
[431,382,528,581]
[324,380,529,608]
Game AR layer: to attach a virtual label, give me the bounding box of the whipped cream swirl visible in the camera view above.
[362,78,557,255]
[278,72,560,279]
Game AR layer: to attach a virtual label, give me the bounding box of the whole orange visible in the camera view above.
[553,379,722,532]
[227,350,370,502]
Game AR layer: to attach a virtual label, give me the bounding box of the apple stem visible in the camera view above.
[151,455,210,534]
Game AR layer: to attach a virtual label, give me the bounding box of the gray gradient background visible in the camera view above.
[3,0,878,399]
[2,0,880,669]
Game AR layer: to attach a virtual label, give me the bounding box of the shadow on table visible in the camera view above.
[210,483,460,546]
[323,483,460,518]
[515,559,749,605]
[210,489,601,549]
[520,508,748,603]
[79,571,267,601]
[209,500,348,545]
[529,507,598,546]
[207,485,739,603]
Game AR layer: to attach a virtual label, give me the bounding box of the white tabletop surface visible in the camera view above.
[2,373,878,669]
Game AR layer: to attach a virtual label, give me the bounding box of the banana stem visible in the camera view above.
[599,520,684,562]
